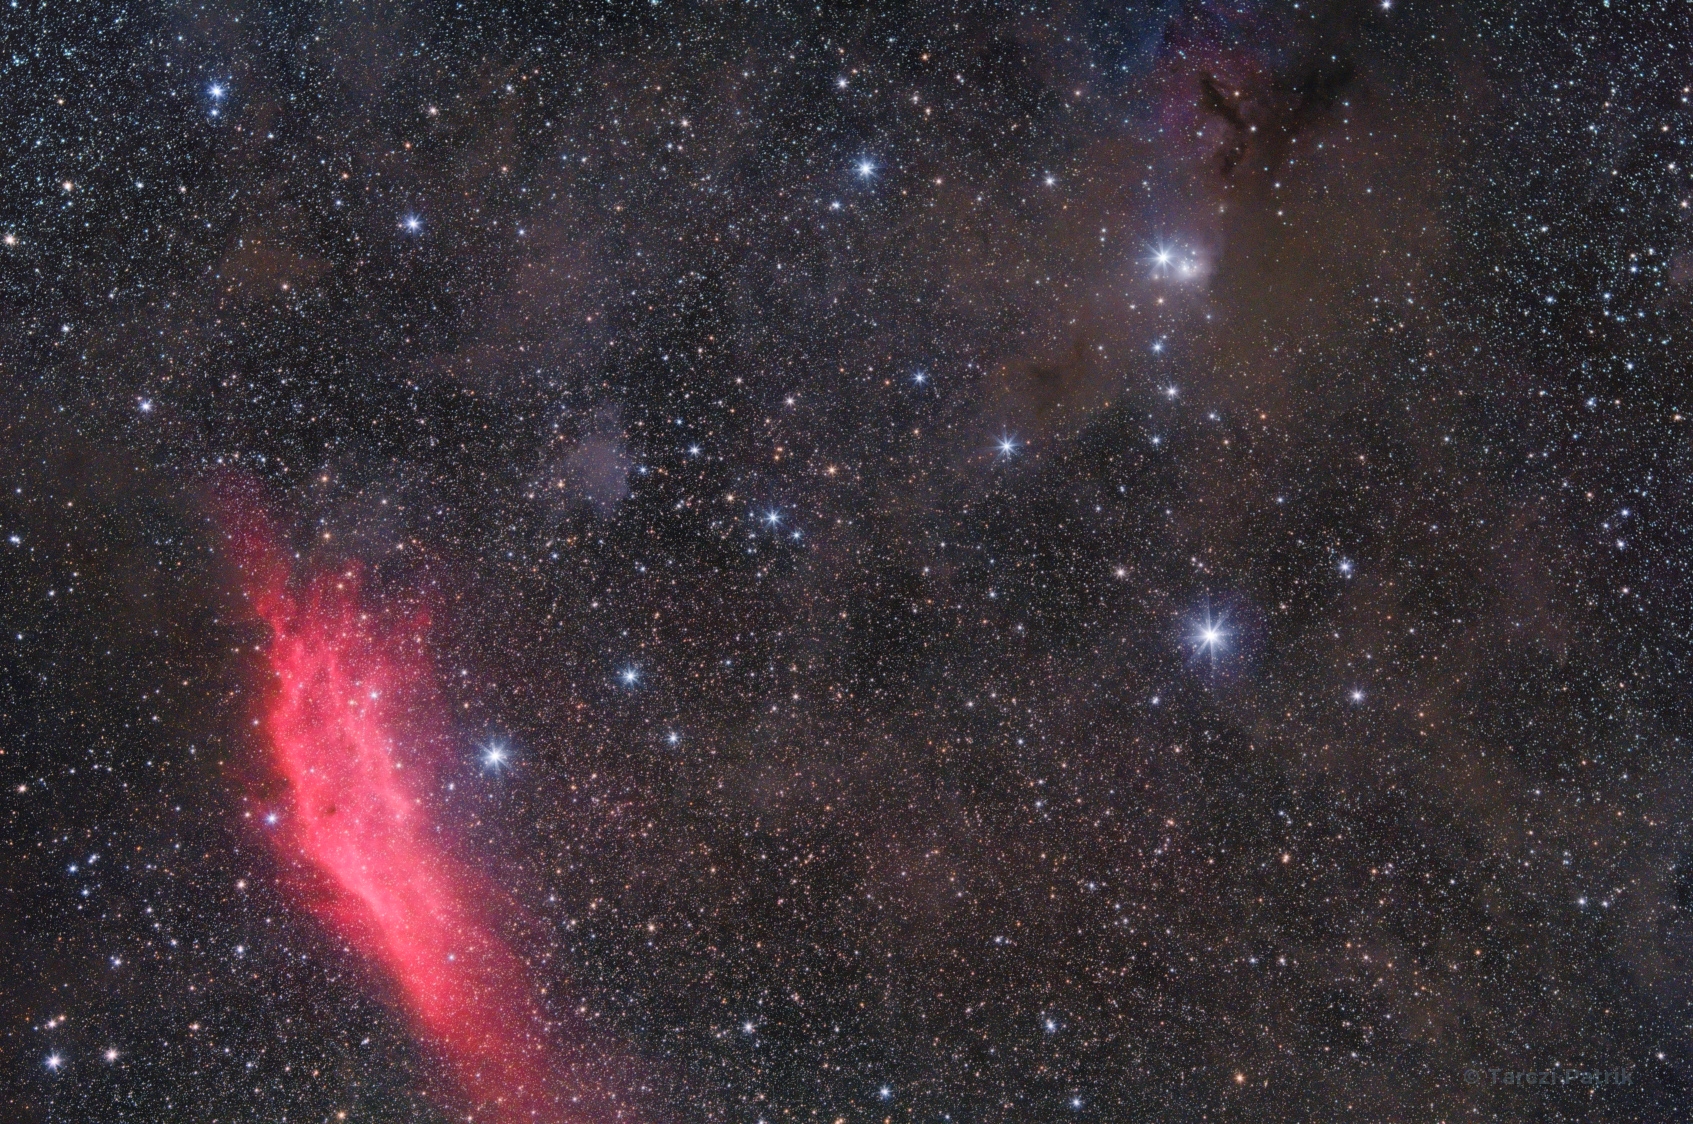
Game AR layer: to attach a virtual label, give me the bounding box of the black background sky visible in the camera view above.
[5,1,1693,1121]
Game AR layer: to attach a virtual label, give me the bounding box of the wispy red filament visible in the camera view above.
[252,568,559,1122]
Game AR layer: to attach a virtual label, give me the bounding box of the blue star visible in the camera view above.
[1191,610,1228,658]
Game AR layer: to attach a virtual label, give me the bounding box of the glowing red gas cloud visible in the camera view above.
[230,523,603,1123]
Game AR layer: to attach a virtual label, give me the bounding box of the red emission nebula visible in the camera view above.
[235,530,604,1123]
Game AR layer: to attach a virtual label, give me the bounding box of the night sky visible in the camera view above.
[5,1,1693,1121]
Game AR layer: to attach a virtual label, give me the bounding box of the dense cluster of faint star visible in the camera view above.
[4,1,1693,1122]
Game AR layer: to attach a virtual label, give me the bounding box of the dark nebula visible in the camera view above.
[4,2,1692,1121]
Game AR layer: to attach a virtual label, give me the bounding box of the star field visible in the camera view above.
[4,1,1693,1121]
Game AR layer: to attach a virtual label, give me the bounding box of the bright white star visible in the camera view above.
[1192,611,1229,658]
[1148,242,1205,280]
[857,159,876,178]
[402,214,422,233]
[995,435,1019,458]
[620,667,641,686]
[481,741,509,770]
[1148,243,1184,277]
